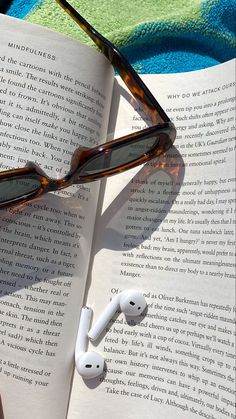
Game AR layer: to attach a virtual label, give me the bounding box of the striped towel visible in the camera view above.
[3,0,236,73]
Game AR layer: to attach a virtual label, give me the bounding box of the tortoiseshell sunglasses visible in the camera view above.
[0,0,176,209]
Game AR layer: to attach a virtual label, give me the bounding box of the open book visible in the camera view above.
[0,14,235,419]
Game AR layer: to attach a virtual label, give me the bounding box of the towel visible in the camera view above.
[4,0,236,73]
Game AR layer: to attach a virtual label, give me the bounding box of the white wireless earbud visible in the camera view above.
[88,290,147,341]
[75,306,104,379]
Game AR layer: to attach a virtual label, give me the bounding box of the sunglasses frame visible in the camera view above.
[0,0,176,209]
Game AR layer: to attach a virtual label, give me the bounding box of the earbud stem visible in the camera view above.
[88,295,119,341]
[75,306,92,355]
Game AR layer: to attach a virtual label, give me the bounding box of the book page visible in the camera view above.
[68,60,236,419]
[0,15,114,419]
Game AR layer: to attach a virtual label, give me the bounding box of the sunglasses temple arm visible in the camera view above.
[56,0,170,125]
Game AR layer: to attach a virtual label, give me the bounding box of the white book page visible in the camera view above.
[67,60,236,419]
[0,15,114,419]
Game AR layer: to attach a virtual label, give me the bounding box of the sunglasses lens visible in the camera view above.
[79,134,162,176]
[0,177,41,204]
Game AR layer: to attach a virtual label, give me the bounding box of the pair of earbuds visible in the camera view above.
[75,289,147,379]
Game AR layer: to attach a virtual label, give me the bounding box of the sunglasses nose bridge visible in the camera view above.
[65,146,92,185]
[71,147,90,170]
